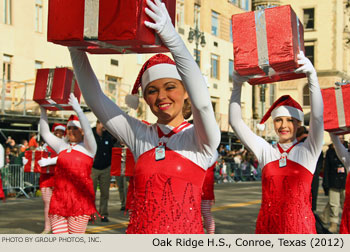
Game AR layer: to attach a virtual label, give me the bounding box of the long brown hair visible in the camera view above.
[182,98,192,120]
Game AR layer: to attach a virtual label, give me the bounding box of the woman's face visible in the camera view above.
[54,129,65,139]
[66,126,83,143]
[273,116,301,144]
[144,78,188,127]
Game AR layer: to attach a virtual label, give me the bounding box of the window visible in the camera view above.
[229,19,233,42]
[240,0,249,11]
[211,54,220,79]
[269,84,275,106]
[194,4,200,27]
[228,0,238,4]
[303,84,310,106]
[105,75,121,103]
[176,1,185,34]
[194,49,201,67]
[211,11,219,36]
[305,44,315,65]
[228,59,234,82]
[35,0,43,32]
[3,54,12,81]
[303,8,315,30]
[3,0,11,24]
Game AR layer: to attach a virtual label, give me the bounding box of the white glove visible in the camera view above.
[232,71,250,85]
[68,93,82,113]
[144,0,177,46]
[22,157,28,165]
[38,158,52,167]
[295,51,316,77]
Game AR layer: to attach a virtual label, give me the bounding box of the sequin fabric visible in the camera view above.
[201,165,215,200]
[340,175,350,234]
[256,159,316,234]
[49,149,97,217]
[126,147,206,234]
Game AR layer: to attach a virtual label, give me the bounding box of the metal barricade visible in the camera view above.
[0,164,40,198]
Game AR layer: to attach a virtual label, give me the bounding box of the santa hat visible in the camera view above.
[67,115,81,129]
[257,95,304,131]
[125,54,182,110]
[51,123,66,132]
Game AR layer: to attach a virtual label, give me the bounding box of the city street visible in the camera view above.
[0,180,329,234]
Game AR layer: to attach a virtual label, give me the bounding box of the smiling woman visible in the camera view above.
[229,52,324,234]
[68,0,220,234]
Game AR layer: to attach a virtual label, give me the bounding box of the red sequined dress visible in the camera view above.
[49,147,96,217]
[340,175,350,234]
[201,163,215,201]
[39,145,56,189]
[126,122,207,234]
[256,144,316,234]
[0,173,4,200]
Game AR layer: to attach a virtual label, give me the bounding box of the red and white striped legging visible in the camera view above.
[41,187,53,232]
[49,215,90,234]
[201,200,215,234]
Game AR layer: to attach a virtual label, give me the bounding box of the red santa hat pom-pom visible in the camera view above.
[67,114,81,128]
[125,54,182,110]
[257,95,303,131]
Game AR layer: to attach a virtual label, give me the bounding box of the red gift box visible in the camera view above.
[47,0,176,54]
[232,5,306,85]
[24,151,48,173]
[321,84,350,135]
[110,147,135,176]
[33,68,81,111]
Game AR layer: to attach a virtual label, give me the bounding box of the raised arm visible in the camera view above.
[229,74,270,160]
[39,108,67,153]
[68,93,97,156]
[144,0,220,153]
[295,52,324,156]
[68,49,142,150]
[330,133,350,170]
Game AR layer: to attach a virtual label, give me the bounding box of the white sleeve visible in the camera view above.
[301,72,324,158]
[44,157,58,166]
[75,110,97,156]
[69,48,144,151]
[159,26,221,155]
[39,108,68,154]
[229,82,270,162]
[330,133,350,170]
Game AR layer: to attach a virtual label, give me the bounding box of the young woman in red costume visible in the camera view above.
[39,94,97,234]
[229,52,324,234]
[328,133,350,234]
[37,123,66,234]
[68,0,220,233]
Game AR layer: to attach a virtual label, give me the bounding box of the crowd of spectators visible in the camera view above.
[215,144,261,183]
[3,133,40,166]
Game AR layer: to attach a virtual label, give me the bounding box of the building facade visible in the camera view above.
[0,0,252,147]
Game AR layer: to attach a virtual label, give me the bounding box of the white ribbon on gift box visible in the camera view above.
[252,7,302,78]
[82,0,163,52]
[333,84,350,134]
[30,151,35,172]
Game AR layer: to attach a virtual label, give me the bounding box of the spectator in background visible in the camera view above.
[321,135,347,233]
[28,133,38,149]
[19,139,29,153]
[5,136,16,149]
[91,120,117,222]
